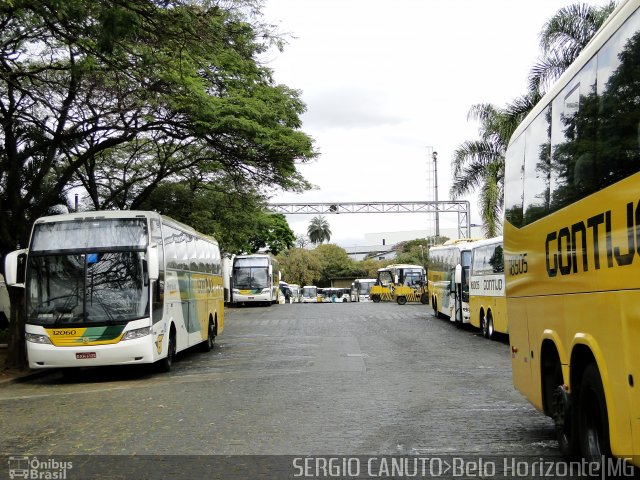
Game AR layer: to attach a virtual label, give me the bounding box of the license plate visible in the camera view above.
[76,352,96,359]
[248,296,254,299]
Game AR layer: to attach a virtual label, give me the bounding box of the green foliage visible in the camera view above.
[248,214,295,256]
[307,216,331,244]
[0,0,316,258]
[139,181,294,255]
[277,248,323,287]
[313,244,357,286]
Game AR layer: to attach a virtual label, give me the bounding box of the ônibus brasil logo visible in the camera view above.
[8,456,72,479]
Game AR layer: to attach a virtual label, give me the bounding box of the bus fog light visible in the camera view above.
[122,327,151,341]
[26,333,52,344]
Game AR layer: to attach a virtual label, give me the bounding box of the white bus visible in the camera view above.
[3,210,224,372]
[231,254,280,306]
[428,239,478,326]
[288,284,300,303]
[301,285,318,303]
[353,278,376,302]
[469,236,506,339]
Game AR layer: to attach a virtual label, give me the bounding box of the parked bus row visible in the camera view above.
[428,237,506,340]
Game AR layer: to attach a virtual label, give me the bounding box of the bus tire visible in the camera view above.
[552,384,579,458]
[432,299,438,317]
[200,319,215,353]
[420,293,429,305]
[372,295,380,303]
[486,313,495,340]
[578,363,610,462]
[396,296,407,306]
[157,330,176,373]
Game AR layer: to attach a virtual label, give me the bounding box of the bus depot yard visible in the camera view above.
[0,303,559,463]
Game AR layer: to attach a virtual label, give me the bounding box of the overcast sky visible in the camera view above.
[262,0,609,246]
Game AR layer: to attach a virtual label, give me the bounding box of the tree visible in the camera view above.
[0,0,316,367]
[277,248,323,287]
[295,234,311,249]
[314,244,355,286]
[307,216,331,244]
[450,102,527,237]
[139,181,295,255]
[529,2,616,94]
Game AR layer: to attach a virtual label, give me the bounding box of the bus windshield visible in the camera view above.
[27,251,149,326]
[403,269,424,286]
[302,287,317,297]
[358,281,374,294]
[233,267,268,289]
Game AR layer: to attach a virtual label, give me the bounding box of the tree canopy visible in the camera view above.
[307,215,331,244]
[0,0,315,257]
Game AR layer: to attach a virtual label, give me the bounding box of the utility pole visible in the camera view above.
[433,150,439,238]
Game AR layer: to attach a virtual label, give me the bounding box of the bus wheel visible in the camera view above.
[481,315,488,338]
[552,384,578,458]
[432,299,438,317]
[158,330,176,373]
[486,314,495,340]
[396,296,407,306]
[578,363,610,462]
[200,320,215,352]
[372,295,380,303]
[420,293,429,305]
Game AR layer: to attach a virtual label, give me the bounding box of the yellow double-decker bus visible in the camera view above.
[427,239,477,325]
[469,236,506,340]
[505,0,640,463]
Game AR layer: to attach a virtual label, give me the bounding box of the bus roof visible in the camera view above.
[469,236,503,250]
[32,210,219,244]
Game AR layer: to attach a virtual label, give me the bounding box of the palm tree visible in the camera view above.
[450,98,533,237]
[307,216,332,244]
[529,1,616,94]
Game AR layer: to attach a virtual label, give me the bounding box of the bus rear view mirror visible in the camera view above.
[454,264,462,284]
[4,249,27,287]
[147,243,159,281]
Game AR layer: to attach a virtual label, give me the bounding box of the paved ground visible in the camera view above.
[0,302,562,478]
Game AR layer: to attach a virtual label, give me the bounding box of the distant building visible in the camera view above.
[363,226,484,246]
[342,245,397,261]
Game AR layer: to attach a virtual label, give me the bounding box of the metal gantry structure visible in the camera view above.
[267,200,471,239]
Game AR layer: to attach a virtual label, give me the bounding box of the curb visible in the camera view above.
[0,368,56,385]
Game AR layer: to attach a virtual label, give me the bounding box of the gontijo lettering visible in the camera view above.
[545,201,640,277]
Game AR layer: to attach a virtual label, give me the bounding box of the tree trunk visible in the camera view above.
[5,286,27,369]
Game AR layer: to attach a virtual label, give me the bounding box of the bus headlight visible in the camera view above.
[26,333,52,344]
[122,327,151,341]
[232,289,240,294]
[261,288,270,294]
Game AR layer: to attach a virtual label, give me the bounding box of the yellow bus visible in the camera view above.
[469,236,506,340]
[427,239,477,325]
[4,210,224,373]
[505,0,640,462]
